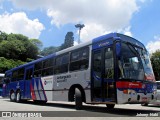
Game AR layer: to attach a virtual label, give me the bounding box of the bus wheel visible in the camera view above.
[106,104,115,109]
[141,103,148,106]
[10,91,16,102]
[16,91,21,103]
[75,88,83,110]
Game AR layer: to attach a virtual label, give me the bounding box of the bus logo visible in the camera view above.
[44,81,47,85]
[44,81,52,85]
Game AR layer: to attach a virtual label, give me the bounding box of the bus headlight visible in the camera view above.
[123,89,136,94]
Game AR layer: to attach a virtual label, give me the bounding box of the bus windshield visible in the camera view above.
[139,48,155,81]
[119,42,144,80]
[118,42,155,81]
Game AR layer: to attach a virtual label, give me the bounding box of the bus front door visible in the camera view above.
[92,47,115,102]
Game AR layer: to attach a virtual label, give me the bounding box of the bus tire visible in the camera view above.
[106,104,115,109]
[75,88,83,110]
[16,91,21,103]
[10,91,16,102]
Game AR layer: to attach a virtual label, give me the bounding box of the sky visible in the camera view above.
[0,0,160,53]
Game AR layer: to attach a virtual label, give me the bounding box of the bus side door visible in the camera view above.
[24,66,34,99]
[92,47,115,102]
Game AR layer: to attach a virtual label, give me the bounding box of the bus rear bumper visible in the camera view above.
[117,89,156,104]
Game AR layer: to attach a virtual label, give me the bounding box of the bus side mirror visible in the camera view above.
[3,78,10,84]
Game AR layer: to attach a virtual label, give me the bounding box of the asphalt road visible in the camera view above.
[0,97,160,119]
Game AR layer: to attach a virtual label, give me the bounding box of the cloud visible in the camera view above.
[0,12,45,38]
[118,26,132,37]
[74,41,78,46]
[146,36,160,54]
[11,0,141,40]
[79,23,105,42]
[46,0,138,27]
[46,0,138,41]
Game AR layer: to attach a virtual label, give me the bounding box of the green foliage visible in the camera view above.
[60,32,74,50]
[26,58,34,62]
[0,39,38,61]
[151,50,160,80]
[0,40,25,60]
[0,57,25,73]
[40,46,60,56]
[22,40,39,60]
[0,31,7,42]
[30,39,43,50]
[0,31,40,72]
[7,33,28,41]
[0,32,39,61]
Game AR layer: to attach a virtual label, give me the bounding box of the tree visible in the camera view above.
[0,32,40,72]
[0,31,7,42]
[40,46,60,56]
[40,32,74,56]
[0,32,39,61]
[0,40,25,60]
[30,39,43,50]
[0,57,25,73]
[0,39,38,61]
[7,33,28,41]
[60,32,74,50]
[151,50,160,80]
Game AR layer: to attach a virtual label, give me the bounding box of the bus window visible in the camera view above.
[61,54,69,73]
[11,68,25,81]
[17,68,24,80]
[139,49,155,81]
[34,62,42,77]
[35,62,42,70]
[54,54,69,74]
[5,73,11,83]
[104,48,114,79]
[12,70,18,82]
[26,68,33,80]
[93,51,102,98]
[42,68,53,76]
[93,52,101,78]
[43,57,54,68]
[42,57,54,76]
[70,47,89,71]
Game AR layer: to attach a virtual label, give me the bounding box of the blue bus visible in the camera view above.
[2,33,157,109]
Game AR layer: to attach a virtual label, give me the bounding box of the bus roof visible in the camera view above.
[5,33,145,74]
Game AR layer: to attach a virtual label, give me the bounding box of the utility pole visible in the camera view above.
[75,24,85,44]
